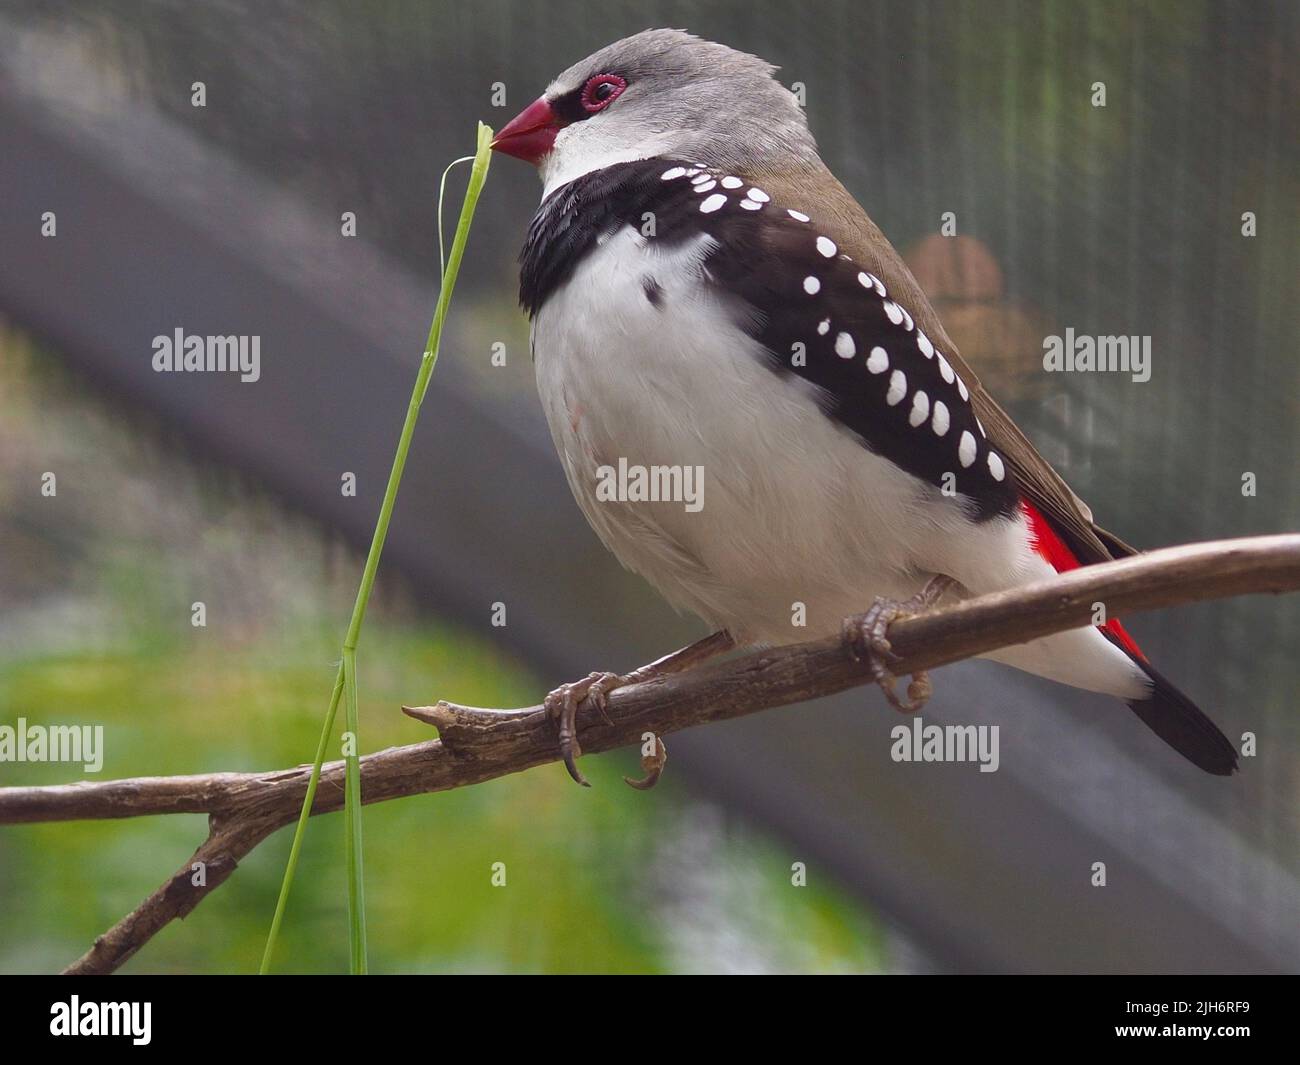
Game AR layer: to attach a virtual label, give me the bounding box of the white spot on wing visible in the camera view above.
[866,346,889,374]
[748,188,770,202]
[788,209,810,222]
[886,370,907,406]
[835,332,856,358]
[987,451,1005,481]
[694,179,717,193]
[957,376,970,401]
[699,193,727,213]
[932,400,951,436]
[937,354,955,384]
[661,166,686,180]
[817,318,831,335]
[917,331,934,358]
[816,236,837,258]
[803,275,821,294]
[908,390,930,427]
[883,301,904,326]
[720,176,744,189]
[958,430,976,467]
[739,199,761,210]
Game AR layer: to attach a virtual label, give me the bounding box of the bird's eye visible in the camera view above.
[581,74,627,113]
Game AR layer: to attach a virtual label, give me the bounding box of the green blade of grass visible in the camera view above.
[342,647,366,973]
[260,122,493,975]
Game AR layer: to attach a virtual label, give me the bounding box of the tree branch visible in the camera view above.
[2,535,1296,974]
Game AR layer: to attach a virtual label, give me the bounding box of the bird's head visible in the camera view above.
[491,29,817,195]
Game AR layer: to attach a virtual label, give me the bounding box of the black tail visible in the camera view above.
[1104,634,1239,775]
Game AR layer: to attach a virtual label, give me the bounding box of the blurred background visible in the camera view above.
[0,0,1296,974]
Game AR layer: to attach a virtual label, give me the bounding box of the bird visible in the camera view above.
[489,28,1238,786]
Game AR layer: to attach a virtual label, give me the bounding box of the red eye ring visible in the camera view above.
[581,73,627,113]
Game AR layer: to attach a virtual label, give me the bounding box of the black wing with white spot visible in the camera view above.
[521,159,1019,521]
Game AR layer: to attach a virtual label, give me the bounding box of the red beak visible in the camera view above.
[491,96,565,165]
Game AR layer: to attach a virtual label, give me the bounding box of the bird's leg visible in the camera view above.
[843,575,956,714]
[544,630,735,787]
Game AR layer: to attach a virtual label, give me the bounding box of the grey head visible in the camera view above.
[510,29,819,194]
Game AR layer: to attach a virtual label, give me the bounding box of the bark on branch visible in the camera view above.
[2,534,1296,974]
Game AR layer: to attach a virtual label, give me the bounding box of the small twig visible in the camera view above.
[0,534,1294,974]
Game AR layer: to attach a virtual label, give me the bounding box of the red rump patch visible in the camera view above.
[1020,500,1147,662]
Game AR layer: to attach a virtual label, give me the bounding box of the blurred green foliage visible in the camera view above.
[0,331,883,973]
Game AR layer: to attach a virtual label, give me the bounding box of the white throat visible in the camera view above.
[540,126,680,198]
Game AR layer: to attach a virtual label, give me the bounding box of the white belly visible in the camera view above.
[531,225,1148,699]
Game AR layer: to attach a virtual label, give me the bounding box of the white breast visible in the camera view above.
[536,226,919,640]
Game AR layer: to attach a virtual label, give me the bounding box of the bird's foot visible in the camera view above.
[843,575,956,713]
[543,671,627,787]
[543,630,735,789]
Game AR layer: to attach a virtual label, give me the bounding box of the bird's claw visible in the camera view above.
[540,632,734,789]
[543,671,626,787]
[843,602,929,713]
[624,733,667,790]
[843,576,954,714]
